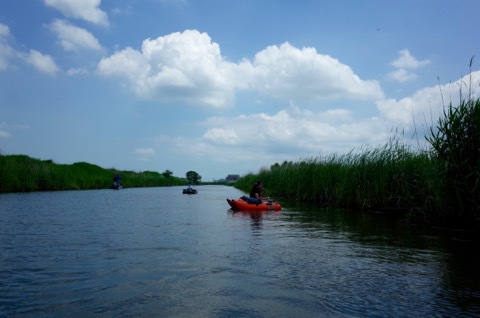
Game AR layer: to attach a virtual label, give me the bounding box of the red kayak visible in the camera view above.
[227,196,282,211]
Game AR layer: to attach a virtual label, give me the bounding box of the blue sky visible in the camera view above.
[1,0,479,181]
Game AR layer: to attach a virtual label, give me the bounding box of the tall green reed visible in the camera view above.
[236,137,436,213]
[426,97,480,221]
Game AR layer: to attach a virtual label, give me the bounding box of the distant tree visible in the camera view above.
[162,169,173,178]
[186,170,202,184]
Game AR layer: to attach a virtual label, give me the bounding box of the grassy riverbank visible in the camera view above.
[235,97,480,226]
[0,154,184,192]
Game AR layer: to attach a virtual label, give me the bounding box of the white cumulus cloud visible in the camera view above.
[23,50,59,75]
[97,29,384,108]
[388,68,417,83]
[196,107,390,161]
[249,42,384,101]
[1,23,62,75]
[44,0,109,26]
[389,49,430,83]
[97,29,238,108]
[392,49,431,69]
[49,20,104,52]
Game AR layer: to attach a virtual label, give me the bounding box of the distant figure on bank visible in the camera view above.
[113,174,121,189]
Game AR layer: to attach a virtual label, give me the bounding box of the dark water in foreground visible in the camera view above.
[1,185,479,317]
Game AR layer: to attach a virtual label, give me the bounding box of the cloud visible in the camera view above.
[0,130,11,138]
[0,22,61,75]
[0,23,9,38]
[97,29,384,108]
[97,30,238,108]
[23,50,59,75]
[134,148,156,156]
[150,70,480,172]
[155,106,391,169]
[0,123,28,139]
[49,20,104,52]
[203,128,239,145]
[249,42,384,101]
[0,23,14,71]
[208,108,388,155]
[389,49,430,83]
[134,147,156,161]
[392,49,431,69]
[388,68,417,83]
[377,70,480,130]
[67,68,88,76]
[110,5,133,16]
[44,0,109,26]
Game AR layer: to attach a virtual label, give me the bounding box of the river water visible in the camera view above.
[1,185,479,317]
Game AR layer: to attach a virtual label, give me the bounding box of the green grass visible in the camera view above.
[0,155,185,193]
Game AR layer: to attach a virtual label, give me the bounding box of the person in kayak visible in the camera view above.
[249,180,264,203]
[112,174,121,189]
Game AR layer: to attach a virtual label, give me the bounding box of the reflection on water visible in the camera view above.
[229,210,281,232]
[1,186,479,317]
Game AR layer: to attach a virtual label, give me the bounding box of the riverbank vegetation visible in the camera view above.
[235,95,480,227]
[0,155,185,192]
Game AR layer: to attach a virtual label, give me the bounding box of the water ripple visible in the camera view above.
[1,187,479,317]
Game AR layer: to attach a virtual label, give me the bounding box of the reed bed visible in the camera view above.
[238,140,435,211]
[236,96,480,226]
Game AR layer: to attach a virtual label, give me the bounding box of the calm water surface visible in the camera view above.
[1,185,479,317]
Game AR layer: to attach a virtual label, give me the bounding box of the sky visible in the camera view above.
[0,0,479,181]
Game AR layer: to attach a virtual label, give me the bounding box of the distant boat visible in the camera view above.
[183,188,197,194]
[111,183,122,190]
[112,174,121,190]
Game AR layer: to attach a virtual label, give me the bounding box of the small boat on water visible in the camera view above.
[112,174,122,189]
[227,196,281,211]
[183,188,198,194]
[111,181,122,190]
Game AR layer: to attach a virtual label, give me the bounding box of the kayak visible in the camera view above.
[227,196,281,211]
